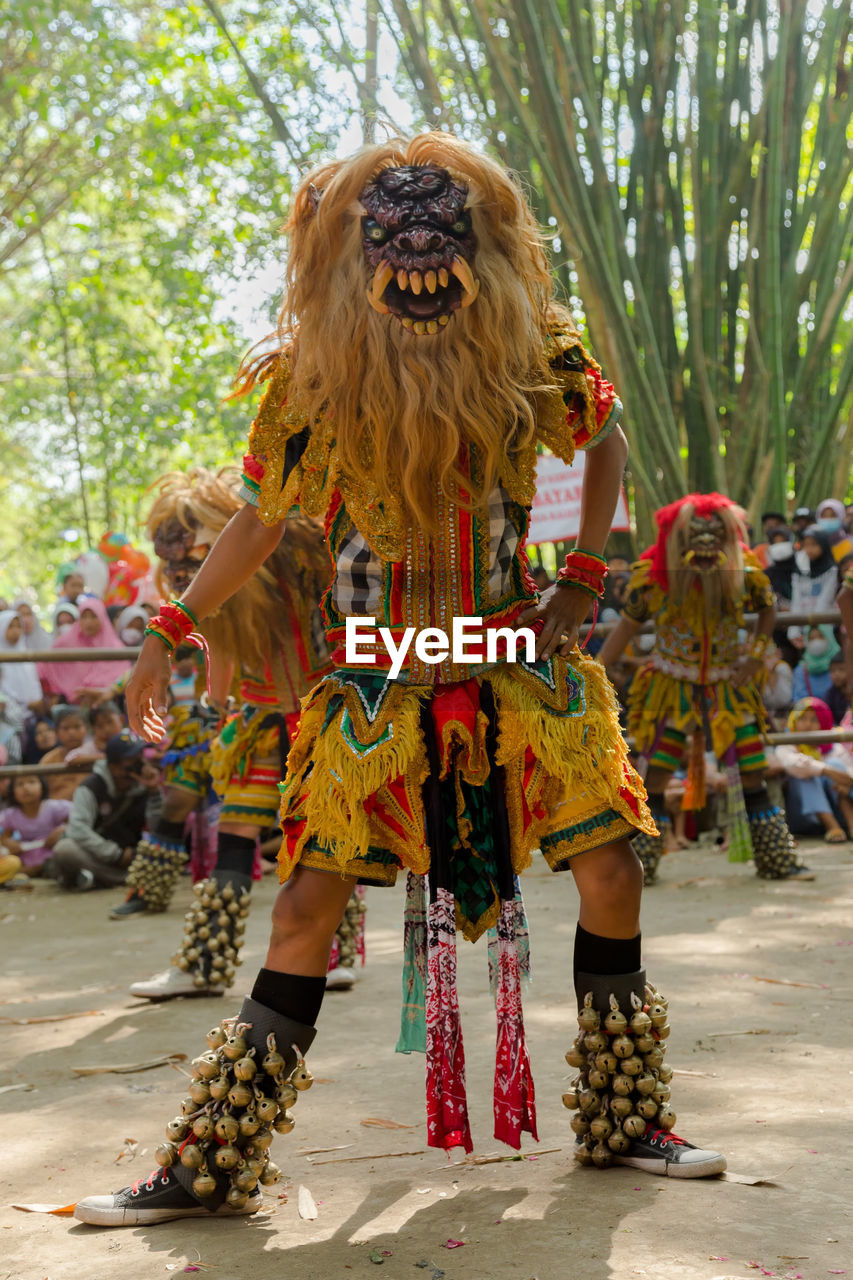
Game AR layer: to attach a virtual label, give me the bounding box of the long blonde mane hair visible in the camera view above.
[146,467,328,673]
[235,133,572,530]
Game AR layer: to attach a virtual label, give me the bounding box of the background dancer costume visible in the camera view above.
[599,493,809,882]
[75,135,726,1230]
[114,468,361,999]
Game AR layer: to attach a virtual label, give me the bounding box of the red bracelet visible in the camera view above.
[556,548,608,599]
[144,600,199,655]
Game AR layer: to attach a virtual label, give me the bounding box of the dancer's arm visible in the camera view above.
[127,506,284,740]
[732,593,776,687]
[597,613,642,669]
[519,426,628,660]
[207,653,235,711]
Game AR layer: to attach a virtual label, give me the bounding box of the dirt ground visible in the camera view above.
[2,834,852,1280]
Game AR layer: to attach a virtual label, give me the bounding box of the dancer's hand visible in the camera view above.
[126,637,171,742]
[731,655,762,688]
[824,766,852,792]
[518,585,591,661]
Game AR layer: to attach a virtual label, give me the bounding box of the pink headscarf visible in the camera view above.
[788,696,834,756]
[37,595,131,702]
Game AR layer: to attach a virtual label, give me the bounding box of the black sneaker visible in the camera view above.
[109,893,147,919]
[614,1124,726,1179]
[783,865,815,881]
[74,1167,262,1226]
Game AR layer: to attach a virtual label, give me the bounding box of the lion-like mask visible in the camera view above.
[235,134,565,532]
[682,513,728,574]
[643,493,748,608]
[362,164,479,333]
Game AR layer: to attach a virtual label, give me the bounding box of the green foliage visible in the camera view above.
[377,0,853,526]
[1,0,849,594]
[0,0,341,598]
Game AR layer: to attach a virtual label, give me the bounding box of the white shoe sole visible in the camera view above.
[614,1152,727,1178]
[325,967,357,991]
[128,985,223,1000]
[74,1197,261,1226]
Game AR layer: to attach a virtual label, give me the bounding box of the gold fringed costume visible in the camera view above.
[209,677,298,829]
[616,492,802,883]
[231,137,658,949]
[147,466,331,823]
[161,701,216,798]
[241,330,656,942]
[277,657,650,941]
[73,141,732,1223]
[623,551,773,777]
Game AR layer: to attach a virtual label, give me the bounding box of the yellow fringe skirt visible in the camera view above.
[161,704,215,797]
[210,703,291,827]
[627,665,768,762]
[277,652,655,942]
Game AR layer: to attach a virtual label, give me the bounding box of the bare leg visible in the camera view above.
[817,810,846,841]
[663,776,688,850]
[837,794,853,837]
[571,838,643,938]
[160,787,199,825]
[266,866,358,976]
[645,765,675,795]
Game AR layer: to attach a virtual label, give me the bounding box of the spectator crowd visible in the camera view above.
[0,568,175,889]
[1,496,852,891]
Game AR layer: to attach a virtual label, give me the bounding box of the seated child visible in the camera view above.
[775,698,853,842]
[0,774,71,876]
[39,705,91,801]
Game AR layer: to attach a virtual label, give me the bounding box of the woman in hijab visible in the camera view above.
[13,599,52,652]
[774,697,853,841]
[114,605,149,648]
[791,624,841,703]
[816,499,853,562]
[21,715,59,765]
[37,596,131,708]
[0,610,45,738]
[52,601,79,637]
[764,526,796,607]
[789,525,840,622]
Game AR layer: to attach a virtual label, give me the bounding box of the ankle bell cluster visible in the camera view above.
[335,890,364,968]
[747,802,799,878]
[126,836,188,913]
[632,829,665,884]
[174,879,250,990]
[153,1017,313,1209]
[563,984,674,1169]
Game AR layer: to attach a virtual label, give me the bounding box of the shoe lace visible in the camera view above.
[130,1167,170,1195]
[645,1124,687,1149]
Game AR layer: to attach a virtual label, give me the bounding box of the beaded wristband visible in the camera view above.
[556,548,608,599]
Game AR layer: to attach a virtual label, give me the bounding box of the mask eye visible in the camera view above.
[363,218,389,244]
[451,213,471,234]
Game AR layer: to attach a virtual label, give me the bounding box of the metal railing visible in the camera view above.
[0,610,843,660]
[579,609,842,639]
[0,760,100,779]
[0,610,849,779]
[0,646,142,662]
